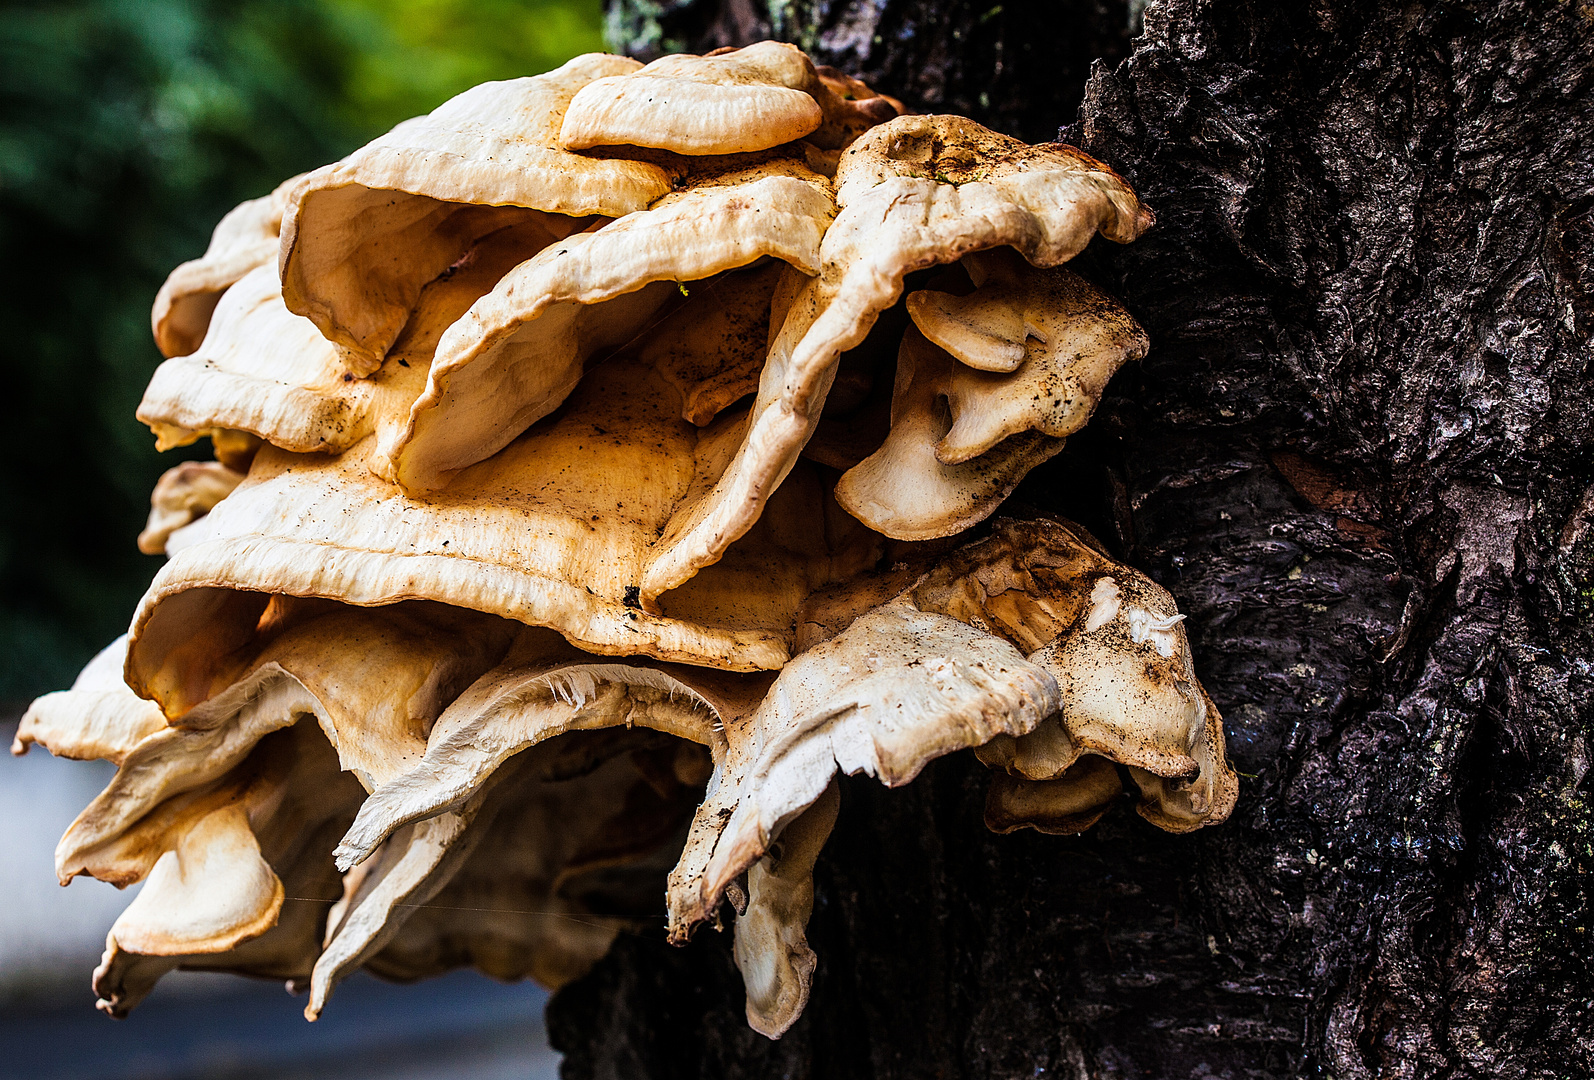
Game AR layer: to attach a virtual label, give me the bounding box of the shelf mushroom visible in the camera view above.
[19,40,1242,1045]
[835,251,1150,538]
[559,40,898,156]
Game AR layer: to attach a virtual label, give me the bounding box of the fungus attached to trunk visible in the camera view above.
[558,41,897,156]
[25,40,1244,1044]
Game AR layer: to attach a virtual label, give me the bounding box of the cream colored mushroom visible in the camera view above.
[106,803,283,959]
[140,266,369,455]
[91,721,365,1016]
[126,388,880,686]
[732,780,839,1036]
[24,43,1233,1042]
[137,461,246,557]
[666,518,1236,1022]
[904,251,1148,455]
[332,628,747,865]
[281,53,669,371]
[982,688,1236,836]
[12,636,166,762]
[59,603,513,887]
[833,327,1069,540]
[666,597,1059,940]
[94,835,343,1019]
[319,626,834,1035]
[680,113,1151,555]
[54,603,511,1014]
[139,213,556,466]
[834,252,1148,540]
[801,113,1150,373]
[982,753,1125,835]
[384,159,834,491]
[912,520,1238,833]
[559,41,898,156]
[150,173,303,359]
[311,728,706,1017]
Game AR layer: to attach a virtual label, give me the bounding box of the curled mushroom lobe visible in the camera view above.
[23,41,1235,1040]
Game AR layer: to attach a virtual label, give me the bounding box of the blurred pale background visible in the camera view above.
[0,2,608,1075]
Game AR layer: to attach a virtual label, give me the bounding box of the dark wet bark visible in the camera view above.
[551,1,1594,1075]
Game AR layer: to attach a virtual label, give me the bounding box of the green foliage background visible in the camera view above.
[0,0,605,704]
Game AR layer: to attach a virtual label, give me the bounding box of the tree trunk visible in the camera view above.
[549,1,1594,1075]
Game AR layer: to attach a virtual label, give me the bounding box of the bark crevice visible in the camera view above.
[551,2,1594,1074]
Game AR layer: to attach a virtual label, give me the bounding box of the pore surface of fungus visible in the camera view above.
[23,40,1244,1044]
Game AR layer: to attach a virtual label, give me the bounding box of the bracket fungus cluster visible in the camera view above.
[19,42,1236,1039]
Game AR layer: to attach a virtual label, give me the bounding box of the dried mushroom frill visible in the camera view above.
[20,41,1236,1039]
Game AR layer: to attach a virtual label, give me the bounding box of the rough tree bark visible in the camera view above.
[549,2,1594,1075]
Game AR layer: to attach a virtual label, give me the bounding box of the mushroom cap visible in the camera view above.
[834,253,1147,540]
[307,801,489,1019]
[666,598,1059,938]
[331,627,755,870]
[124,424,876,687]
[948,526,1211,781]
[281,53,668,369]
[834,327,1068,540]
[667,516,1236,948]
[786,114,1151,402]
[835,115,1152,246]
[326,616,853,1038]
[60,602,511,889]
[311,721,713,1009]
[982,753,1124,835]
[913,240,1145,357]
[907,255,1148,462]
[314,626,802,1026]
[104,802,284,957]
[912,519,1238,833]
[732,779,839,1038]
[559,43,901,157]
[93,817,346,1017]
[48,605,511,1013]
[65,48,1203,1033]
[137,461,245,557]
[138,211,559,491]
[90,721,364,1016]
[139,266,374,457]
[317,731,701,1011]
[386,160,834,491]
[150,173,301,359]
[11,636,167,762]
[1124,685,1238,833]
[717,114,1151,545]
[559,41,825,155]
